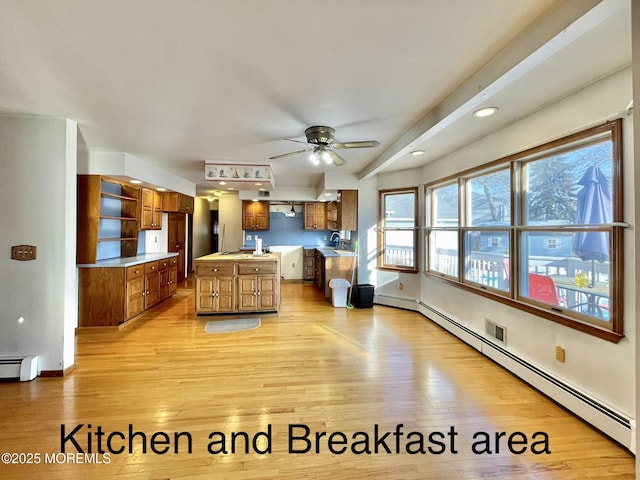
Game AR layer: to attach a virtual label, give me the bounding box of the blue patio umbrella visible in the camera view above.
[572,165,611,286]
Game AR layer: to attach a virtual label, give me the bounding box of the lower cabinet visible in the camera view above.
[196,262,236,313]
[304,249,315,280]
[195,256,281,314]
[78,255,179,327]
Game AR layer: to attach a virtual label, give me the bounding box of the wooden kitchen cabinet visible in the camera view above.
[338,190,358,231]
[195,253,281,314]
[162,192,194,214]
[195,262,236,313]
[242,200,270,230]
[144,261,159,308]
[78,254,178,327]
[304,202,326,230]
[304,249,316,280]
[77,175,140,264]
[237,262,278,311]
[126,265,145,320]
[325,190,358,231]
[141,188,163,230]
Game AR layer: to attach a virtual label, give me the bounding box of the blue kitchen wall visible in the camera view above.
[244,212,335,248]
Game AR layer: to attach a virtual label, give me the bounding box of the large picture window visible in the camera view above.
[378,187,418,272]
[425,120,623,342]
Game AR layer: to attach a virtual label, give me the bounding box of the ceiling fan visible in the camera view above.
[269,126,380,166]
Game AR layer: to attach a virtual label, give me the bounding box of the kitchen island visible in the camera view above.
[195,252,281,314]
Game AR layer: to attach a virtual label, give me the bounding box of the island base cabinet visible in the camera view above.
[196,277,236,313]
[238,276,277,312]
[195,253,281,315]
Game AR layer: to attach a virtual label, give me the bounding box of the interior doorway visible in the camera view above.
[210,210,219,253]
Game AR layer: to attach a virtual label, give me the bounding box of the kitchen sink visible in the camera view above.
[332,249,355,255]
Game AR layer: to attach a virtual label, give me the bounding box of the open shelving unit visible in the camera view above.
[77,175,141,264]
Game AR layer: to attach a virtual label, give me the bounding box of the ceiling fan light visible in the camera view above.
[323,151,332,164]
[309,152,320,165]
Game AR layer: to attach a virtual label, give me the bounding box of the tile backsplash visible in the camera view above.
[244,212,334,248]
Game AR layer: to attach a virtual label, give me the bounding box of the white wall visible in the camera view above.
[218,193,243,252]
[0,114,77,373]
[373,68,635,436]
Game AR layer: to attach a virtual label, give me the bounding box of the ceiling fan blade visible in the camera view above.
[269,148,312,160]
[284,138,311,145]
[327,150,347,166]
[333,140,380,149]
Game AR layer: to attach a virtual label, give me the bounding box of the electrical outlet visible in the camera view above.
[555,345,566,363]
[292,262,296,268]
[323,235,327,241]
[246,235,252,241]
[398,282,404,290]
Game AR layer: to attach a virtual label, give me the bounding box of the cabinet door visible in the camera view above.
[339,190,358,231]
[169,265,178,295]
[256,276,277,310]
[238,275,258,311]
[144,261,159,308]
[126,276,145,319]
[196,278,216,312]
[242,201,256,230]
[304,251,315,280]
[304,203,326,229]
[141,188,154,229]
[216,276,236,312]
[159,267,170,301]
[153,190,163,229]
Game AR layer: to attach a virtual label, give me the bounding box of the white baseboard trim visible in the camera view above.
[416,301,633,452]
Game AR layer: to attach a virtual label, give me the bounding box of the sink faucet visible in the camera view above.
[330,232,340,246]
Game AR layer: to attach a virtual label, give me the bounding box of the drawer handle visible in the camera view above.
[213,268,218,272]
[254,268,260,272]
[135,269,139,274]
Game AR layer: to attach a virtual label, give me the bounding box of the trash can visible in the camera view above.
[352,284,374,308]
[329,278,351,307]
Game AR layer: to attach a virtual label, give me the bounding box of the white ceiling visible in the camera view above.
[0,0,631,197]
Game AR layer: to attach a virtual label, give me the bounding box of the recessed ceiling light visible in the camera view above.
[255,182,263,186]
[156,187,167,192]
[219,181,227,185]
[473,107,498,118]
[410,150,425,156]
[227,187,234,190]
[130,179,142,184]
[259,188,266,191]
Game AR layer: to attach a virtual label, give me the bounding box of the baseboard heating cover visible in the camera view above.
[0,355,38,381]
[417,301,634,452]
[374,294,418,311]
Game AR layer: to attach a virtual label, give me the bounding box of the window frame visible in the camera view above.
[378,187,419,273]
[423,120,624,343]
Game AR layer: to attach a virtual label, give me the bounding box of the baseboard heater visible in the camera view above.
[374,294,418,311]
[417,301,633,452]
[0,356,38,381]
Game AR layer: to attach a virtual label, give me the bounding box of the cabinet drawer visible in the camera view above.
[145,261,159,274]
[238,262,276,275]
[197,263,236,276]
[304,249,315,257]
[159,258,171,270]
[126,265,144,280]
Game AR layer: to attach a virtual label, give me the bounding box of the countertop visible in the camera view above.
[196,252,281,262]
[77,252,179,268]
[304,246,356,257]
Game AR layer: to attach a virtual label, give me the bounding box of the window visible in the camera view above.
[425,120,623,342]
[378,187,418,272]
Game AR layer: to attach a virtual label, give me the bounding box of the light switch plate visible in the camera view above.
[11,245,37,261]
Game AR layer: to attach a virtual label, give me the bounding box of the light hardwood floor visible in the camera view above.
[0,281,634,479]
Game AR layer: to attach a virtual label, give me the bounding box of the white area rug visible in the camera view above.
[204,318,261,334]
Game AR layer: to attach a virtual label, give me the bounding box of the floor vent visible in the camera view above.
[0,356,38,381]
[485,319,506,345]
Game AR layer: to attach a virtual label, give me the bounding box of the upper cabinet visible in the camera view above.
[77,175,140,264]
[338,190,358,231]
[141,188,163,230]
[162,192,194,214]
[304,202,327,230]
[242,200,270,230]
[316,190,358,231]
